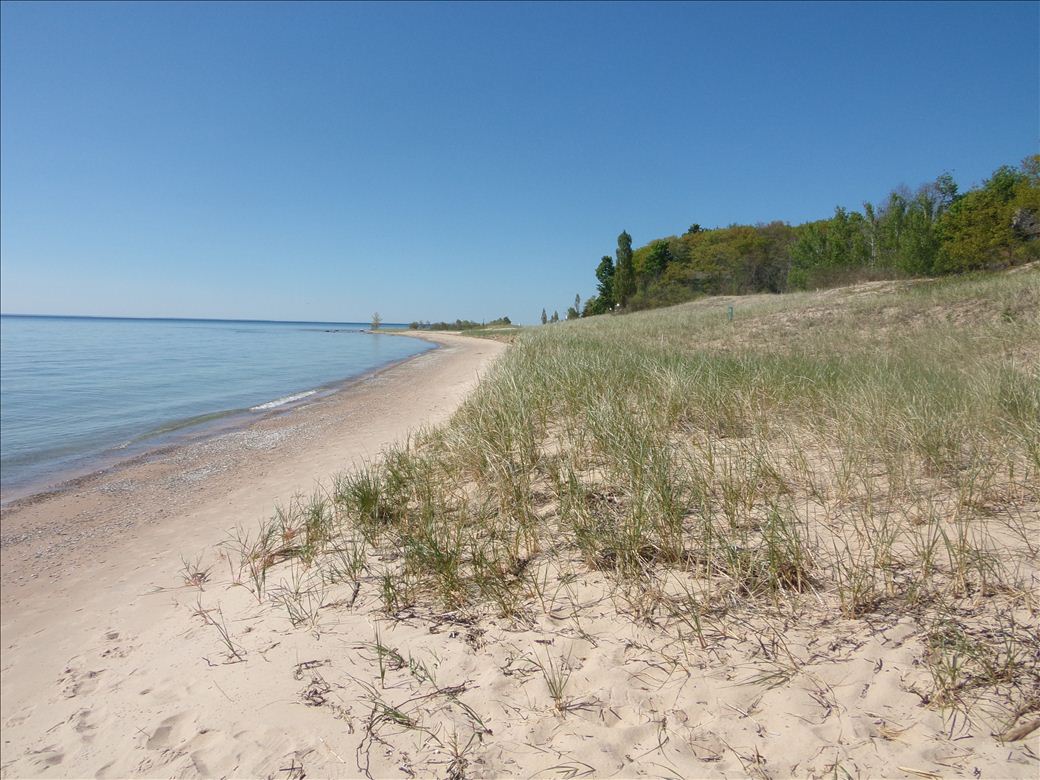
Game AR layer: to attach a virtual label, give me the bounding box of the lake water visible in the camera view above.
[0,315,433,501]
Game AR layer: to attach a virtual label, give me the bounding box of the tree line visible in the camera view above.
[408,316,513,331]
[564,155,1039,317]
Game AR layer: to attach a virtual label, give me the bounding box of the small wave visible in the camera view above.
[250,390,318,411]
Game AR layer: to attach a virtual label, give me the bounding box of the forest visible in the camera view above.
[576,155,1040,316]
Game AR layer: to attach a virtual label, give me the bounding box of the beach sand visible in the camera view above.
[2,330,1037,779]
[0,332,505,777]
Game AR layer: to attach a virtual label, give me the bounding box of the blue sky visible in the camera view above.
[2,1,1037,323]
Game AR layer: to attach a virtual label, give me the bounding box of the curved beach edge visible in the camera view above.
[0,335,442,511]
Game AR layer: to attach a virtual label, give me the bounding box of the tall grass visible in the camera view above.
[232,267,1040,727]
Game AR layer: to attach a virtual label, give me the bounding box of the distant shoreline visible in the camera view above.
[0,312,413,327]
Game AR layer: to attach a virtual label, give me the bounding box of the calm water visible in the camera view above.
[0,315,433,500]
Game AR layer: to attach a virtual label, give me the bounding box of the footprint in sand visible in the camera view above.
[685,730,725,763]
[57,633,135,698]
[3,711,31,728]
[70,708,97,742]
[135,715,225,778]
[27,746,65,769]
[144,712,195,751]
[59,667,105,698]
[146,719,176,750]
[99,630,135,659]
[100,644,133,659]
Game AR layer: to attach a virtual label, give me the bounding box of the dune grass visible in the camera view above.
[228,266,1039,733]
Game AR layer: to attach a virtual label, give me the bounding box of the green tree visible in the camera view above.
[936,160,1039,272]
[934,172,959,210]
[551,310,560,323]
[788,220,831,288]
[581,295,604,316]
[613,231,636,307]
[643,239,672,278]
[540,308,548,325]
[892,177,958,275]
[594,256,615,308]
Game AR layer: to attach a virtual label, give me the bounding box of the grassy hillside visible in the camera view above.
[232,265,1039,739]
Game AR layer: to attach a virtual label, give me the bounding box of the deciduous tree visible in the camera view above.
[936,160,1039,272]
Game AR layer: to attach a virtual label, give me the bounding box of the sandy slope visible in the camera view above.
[0,332,505,778]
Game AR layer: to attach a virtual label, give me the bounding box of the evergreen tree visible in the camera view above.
[594,256,615,308]
[613,231,635,307]
[644,240,672,278]
[540,308,548,325]
[551,310,560,323]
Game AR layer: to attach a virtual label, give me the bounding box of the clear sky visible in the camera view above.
[1,1,1037,323]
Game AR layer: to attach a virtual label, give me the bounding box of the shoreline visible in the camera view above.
[0,331,499,592]
[0,330,507,777]
[0,339,437,510]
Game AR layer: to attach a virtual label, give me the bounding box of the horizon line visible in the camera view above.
[0,312,411,326]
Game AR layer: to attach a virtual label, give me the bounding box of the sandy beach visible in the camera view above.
[0,332,506,778]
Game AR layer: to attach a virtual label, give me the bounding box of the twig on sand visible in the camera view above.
[997,716,1040,743]
[897,768,942,779]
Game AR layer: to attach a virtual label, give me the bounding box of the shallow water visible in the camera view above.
[0,315,431,499]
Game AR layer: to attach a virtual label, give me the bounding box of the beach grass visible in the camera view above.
[232,265,1039,733]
